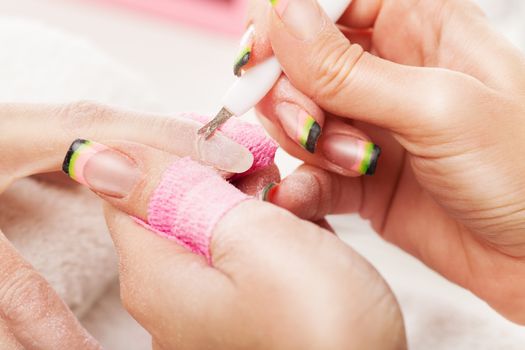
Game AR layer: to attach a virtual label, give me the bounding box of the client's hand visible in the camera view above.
[63,139,406,350]
[0,102,254,349]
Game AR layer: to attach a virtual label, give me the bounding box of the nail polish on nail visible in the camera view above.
[270,0,324,40]
[233,24,255,77]
[259,182,278,202]
[321,135,381,176]
[276,102,321,153]
[62,139,141,197]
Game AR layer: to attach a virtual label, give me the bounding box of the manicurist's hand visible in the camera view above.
[65,139,406,350]
[0,102,255,349]
[241,0,525,323]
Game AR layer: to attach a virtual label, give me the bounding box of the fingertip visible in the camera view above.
[234,163,281,196]
[258,76,326,154]
[264,170,324,220]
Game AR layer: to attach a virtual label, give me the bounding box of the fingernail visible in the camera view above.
[197,136,254,174]
[270,0,324,40]
[62,139,141,197]
[276,102,321,153]
[258,182,278,202]
[233,24,255,77]
[321,135,381,175]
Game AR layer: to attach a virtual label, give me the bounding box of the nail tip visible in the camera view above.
[260,182,277,201]
[305,122,322,153]
[240,153,255,173]
[62,138,88,176]
[233,51,251,77]
[365,145,382,176]
[230,150,255,174]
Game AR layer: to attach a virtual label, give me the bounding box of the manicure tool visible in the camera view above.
[198,0,353,139]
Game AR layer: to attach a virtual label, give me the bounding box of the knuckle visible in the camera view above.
[419,73,477,131]
[58,100,115,136]
[0,267,53,325]
[309,33,364,101]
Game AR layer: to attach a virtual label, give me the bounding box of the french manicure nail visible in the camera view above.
[276,102,321,153]
[259,182,278,202]
[233,24,255,76]
[321,135,381,175]
[270,0,324,40]
[62,139,141,197]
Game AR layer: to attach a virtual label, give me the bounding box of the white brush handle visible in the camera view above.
[222,0,352,117]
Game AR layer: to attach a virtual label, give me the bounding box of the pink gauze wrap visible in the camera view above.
[139,114,278,263]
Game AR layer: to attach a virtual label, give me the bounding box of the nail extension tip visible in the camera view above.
[305,121,322,154]
[62,139,89,175]
[365,145,382,176]
[259,182,277,201]
[233,51,251,77]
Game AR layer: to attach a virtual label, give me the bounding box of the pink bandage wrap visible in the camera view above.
[139,115,277,263]
[147,158,249,262]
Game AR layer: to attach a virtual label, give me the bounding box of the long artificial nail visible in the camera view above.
[276,102,321,153]
[321,135,381,176]
[196,134,254,174]
[270,0,324,40]
[259,182,278,202]
[62,139,141,197]
[233,24,255,76]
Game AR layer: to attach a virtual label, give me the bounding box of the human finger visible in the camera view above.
[0,316,24,350]
[0,102,253,185]
[0,230,100,349]
[104,205,233,347]
[257,77,381,176]
[267,0,492,135]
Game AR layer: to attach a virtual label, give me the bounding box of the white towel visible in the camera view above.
[0,18,158,318]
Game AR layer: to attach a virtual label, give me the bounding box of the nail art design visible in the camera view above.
[269,0,289,16]
[259,182,278,202]
[354,142,381,176]
[277,103,322,153]
[62,139,109,185]
[322,134,381,176]
[233,24,255,77]
[297,112,322,153]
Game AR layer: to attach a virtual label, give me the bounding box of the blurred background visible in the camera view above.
[1,0,524,121]
[0,0,524,349]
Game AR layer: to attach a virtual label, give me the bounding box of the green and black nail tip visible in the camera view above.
[62,139,90,175]
[233,48,252,77]
[364,145,381,176]
[304,121,322,153]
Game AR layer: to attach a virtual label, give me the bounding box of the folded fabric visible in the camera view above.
[0,18,158,318]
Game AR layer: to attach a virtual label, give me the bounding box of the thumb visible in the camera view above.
[268,0,467,133]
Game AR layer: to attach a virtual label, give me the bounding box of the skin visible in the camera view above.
[244,0,525,323]
[0,102,254,348]
[2,101,402,348]
[2,0,523,346]
[94,141,407,350]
